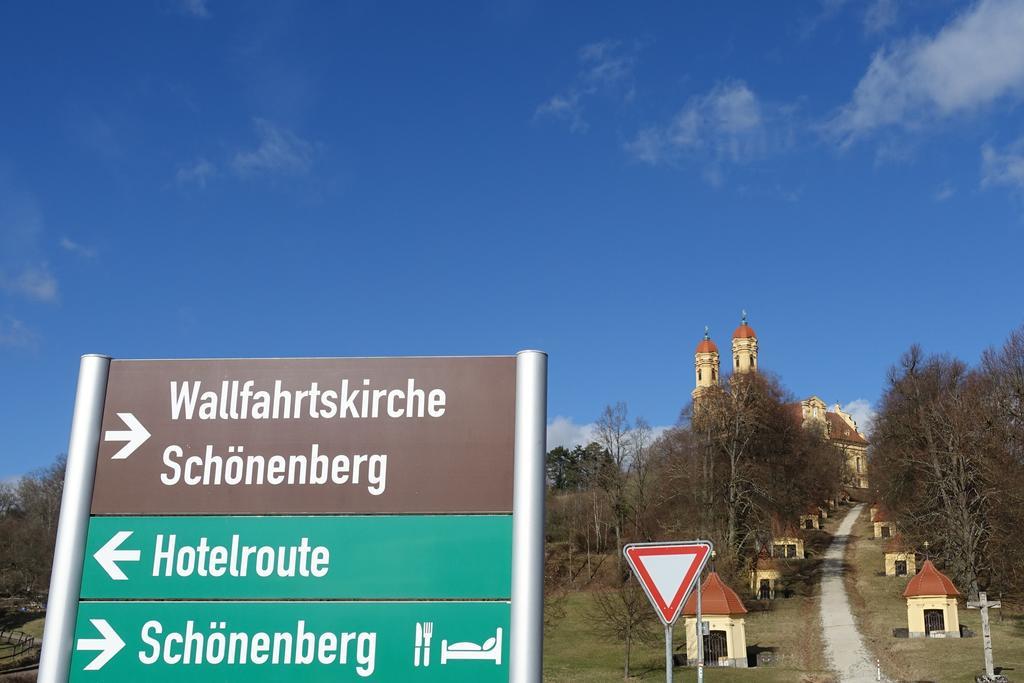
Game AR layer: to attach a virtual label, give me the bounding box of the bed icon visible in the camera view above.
[440,627,503,665]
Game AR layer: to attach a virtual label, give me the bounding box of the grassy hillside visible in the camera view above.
[544,589,834,682]
[845,507,1024,682]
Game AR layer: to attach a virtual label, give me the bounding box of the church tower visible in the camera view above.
[692,326,720,400]
[731,310,758,374]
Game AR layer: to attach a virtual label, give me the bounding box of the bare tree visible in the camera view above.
[873,346,993,594]
[590,582,657,680]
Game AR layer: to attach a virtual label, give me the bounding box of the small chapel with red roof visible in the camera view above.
[904,560,962,638]
[681,572,750,668]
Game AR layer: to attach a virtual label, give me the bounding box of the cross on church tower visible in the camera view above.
[967,591,1002,679]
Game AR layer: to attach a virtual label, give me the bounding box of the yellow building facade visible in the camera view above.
[771,520,806,559]
[692,314,870,489]
[872,508,895,539]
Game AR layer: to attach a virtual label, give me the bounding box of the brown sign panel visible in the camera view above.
[90,357,516,514]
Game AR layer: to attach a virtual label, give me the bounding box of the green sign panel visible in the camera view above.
[70,601,509,681]
[81,515,511,599]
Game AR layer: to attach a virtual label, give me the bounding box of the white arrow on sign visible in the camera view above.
[94,530,141,581]
[104,412,151,460]
[77,618,125,671]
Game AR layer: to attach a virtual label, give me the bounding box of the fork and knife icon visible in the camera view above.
[414,622,434,667]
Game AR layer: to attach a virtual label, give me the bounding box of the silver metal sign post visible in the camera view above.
[37,354,110,683]
[665,624,673,683]
[696,575,705,683]
[510,350,548,683]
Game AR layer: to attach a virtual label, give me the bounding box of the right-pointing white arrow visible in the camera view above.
[104,412,151,460]
[77,618,125,671]
[94,530,141,581]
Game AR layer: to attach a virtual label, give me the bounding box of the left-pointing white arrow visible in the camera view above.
[77,618,125,671]
[104,412,151,460]
[94,530,141,581]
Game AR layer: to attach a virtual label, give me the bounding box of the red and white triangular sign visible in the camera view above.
[623,541,713,626]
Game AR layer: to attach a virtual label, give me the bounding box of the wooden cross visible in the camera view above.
[967,591,1002,678]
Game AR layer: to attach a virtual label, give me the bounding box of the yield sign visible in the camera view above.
[623,540,713,625]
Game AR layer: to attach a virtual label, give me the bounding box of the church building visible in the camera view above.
[692,313,870,489]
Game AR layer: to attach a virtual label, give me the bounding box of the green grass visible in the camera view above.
[544,584,834,681]
[845,507,1024,682]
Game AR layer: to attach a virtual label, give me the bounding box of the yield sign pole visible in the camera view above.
[623,540,714,683]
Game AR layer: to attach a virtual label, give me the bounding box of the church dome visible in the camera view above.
[696,338,719,354]
[903,560,960,598]
[683,572,748,616]
[732,310,757,339]
[733,322,757,339]
[696,327,718,354]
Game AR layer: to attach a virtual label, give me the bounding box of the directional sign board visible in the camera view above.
[38,354,547,683]
[623,541,713,626]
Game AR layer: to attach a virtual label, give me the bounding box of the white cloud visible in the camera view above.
[232,119,315,177]
[547,416,596,450]
[0,173,60,306]
[59,237,97,258]
[826,0,1024,145]
[547,416,672,450]
[0,317,36,349]
[842,399,877,436]
[981,137,1024,191]
[179,0,210,18]
[864,0,899,34]
[934,181,956,201]
[535,92,586,133]
[175,157,217,189]
[535,40,638,133]
[624,81,790,183]
[578,40,637,87]
[0,264,58,302]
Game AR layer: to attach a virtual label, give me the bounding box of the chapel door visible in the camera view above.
[786,544,797,558]
[881,525,891,538]
[759,579,771,600]
[895,560,907,576]
[924,609,945,635]
[805,519,814,530]
[703,631,727,666]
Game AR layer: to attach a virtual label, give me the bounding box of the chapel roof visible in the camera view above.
[770,516,803,539]
[884,534,911,553]
[872,507,891,523]
[903,560,960,598]
[682,572,748,616]
[753,545,782,570]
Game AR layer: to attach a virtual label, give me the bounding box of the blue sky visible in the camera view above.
[3,0,1024,480]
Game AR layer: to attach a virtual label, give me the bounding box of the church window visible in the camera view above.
[698,368,702,382]
[813,406,818,418]
[712,369,717,381]
[856,457,862,474]
[735,356,739,369]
